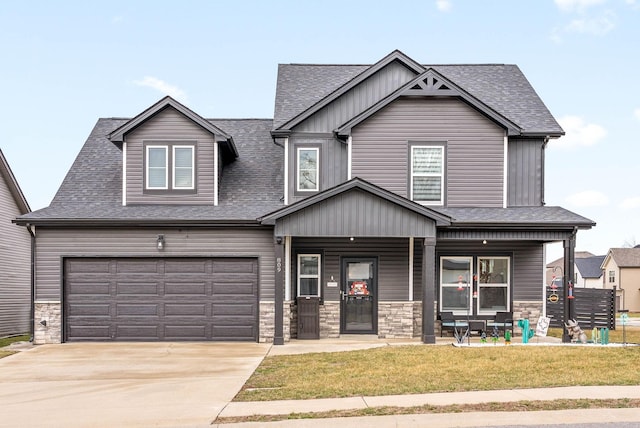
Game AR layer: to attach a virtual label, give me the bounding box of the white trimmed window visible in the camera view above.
[477,257,510,314]
[411,145,444,205]
[146,146,168,189]
[145,144,195,191]
[440,256,472,315]
[297,147,319,192]
[297,254,321,297]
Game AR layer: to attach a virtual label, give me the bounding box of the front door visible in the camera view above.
[341,257,377,334]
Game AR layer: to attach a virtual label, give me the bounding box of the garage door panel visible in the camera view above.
[68,303,111,316]
[165,303,207,317]
[116,260,161,274]
[68,325,111,340]
[65,258,258,342]
[164,325,207,339]
[164,282,207,295]
[116,304,159,316]
[164,260,208,274]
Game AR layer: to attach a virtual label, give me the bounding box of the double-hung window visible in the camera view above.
[609,270,615,283]
[297,147,319,192]
[297,254,321,297]
[411,145,444,205]
[477,257,509,314]
[440,257,472,315]
[145,143,195,191]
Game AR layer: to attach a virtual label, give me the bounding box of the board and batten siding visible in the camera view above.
[125,107,216,205]
[34,228,276,301]
[436,241,544,301]
[351,98,506,207]
[0,179,30,336]
[288,137,347,204]
[292,237,412,302]
[507,138,544,207]
[295,61,417,133]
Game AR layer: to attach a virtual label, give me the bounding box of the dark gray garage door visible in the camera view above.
[64,258,258,341]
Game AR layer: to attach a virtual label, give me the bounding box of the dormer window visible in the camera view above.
[145,142,195,192]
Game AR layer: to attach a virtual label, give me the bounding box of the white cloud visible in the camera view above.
[554,0,606,12]
[133,76,187,102]
[620,197,640,209]
[553,115,607,149]
[436,0,452,12]
[564,11,616,35]
[634,108,640,120]
[566,190,609,207]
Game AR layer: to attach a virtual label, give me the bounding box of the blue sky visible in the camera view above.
[2,0,639,261]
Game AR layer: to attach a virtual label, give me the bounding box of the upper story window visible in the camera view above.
[297,147,319,192]
[410,145,444,205]
[145,143,195,192]
[609,270,615,283]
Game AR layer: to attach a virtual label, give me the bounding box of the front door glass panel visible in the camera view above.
[342,259,376,333]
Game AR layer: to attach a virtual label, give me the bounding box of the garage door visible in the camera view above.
[64,258,258,341]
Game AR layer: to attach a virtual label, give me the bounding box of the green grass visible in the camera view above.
[0,335,30,359]
[237,338,640,402]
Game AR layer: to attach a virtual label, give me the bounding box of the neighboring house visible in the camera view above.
[15,50,595,344]
[545,251,594,287]
[0,149,31,337]
[601,248,640,312]
[574,255,605,288]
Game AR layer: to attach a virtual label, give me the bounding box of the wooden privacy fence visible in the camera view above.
[545,287,616,330]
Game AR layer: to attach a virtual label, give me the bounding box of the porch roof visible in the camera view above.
[260,178,451,237]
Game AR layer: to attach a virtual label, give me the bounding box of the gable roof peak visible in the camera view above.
[108,96,237,157]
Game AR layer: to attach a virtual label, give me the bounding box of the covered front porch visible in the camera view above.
[261,178,450,344]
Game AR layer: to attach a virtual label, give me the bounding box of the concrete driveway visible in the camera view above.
[0,342,270,428]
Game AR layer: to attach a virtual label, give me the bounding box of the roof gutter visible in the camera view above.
[12,218,270,228]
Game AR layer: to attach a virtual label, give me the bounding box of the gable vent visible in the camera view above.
[404,75,458,96]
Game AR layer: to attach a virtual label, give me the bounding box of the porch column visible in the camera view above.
[562,230,576,343]
[422,237,436,344]
[274,236,285,345]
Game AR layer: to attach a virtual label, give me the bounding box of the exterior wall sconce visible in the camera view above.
[157,234,165,250]
[40,320,47,327]
[482,240,487,245]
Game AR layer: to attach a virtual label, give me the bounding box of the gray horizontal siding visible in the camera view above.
[34,227,275,302]
[508,138,544,207]
[436,241,544,302]
[126,107,216,205]
[277,189,436,238]
[293,237,412,302]
[288,137,347,204]
[0,178,31,336]
[351,98,506,207]
[295,61,416,133]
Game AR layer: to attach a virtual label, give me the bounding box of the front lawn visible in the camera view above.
[0,335,30,359]
[237,334,640,402]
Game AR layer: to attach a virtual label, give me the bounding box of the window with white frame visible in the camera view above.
[297,254,321,297]
[609,270,615,283]
[145,144,195,191]
[477,257,509,314]
[440,256,472,314]
[297,147,319,192]
[411,145,444,205]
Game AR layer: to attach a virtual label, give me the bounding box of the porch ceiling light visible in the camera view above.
[157,234,165,250]
[482,240,487,244]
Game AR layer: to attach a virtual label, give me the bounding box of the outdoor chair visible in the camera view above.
[439,311,468,337]
[487,311,513,335]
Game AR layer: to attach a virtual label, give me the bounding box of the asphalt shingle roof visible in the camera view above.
[433,206,595,227]
[273,63,563,135]
[19,118,284,223]
[575,255,606,278]
[608,248,640,268]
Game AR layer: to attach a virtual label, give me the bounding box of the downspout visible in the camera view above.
[26,224,35,342]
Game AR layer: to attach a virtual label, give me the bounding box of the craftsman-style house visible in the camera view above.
[16,50,594,344]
